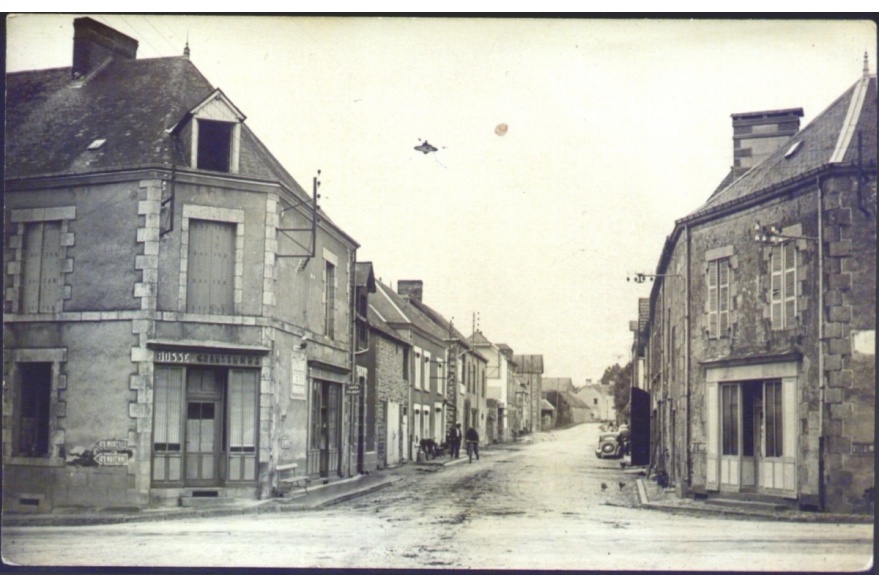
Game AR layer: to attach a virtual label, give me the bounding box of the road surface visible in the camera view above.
[2,423,874,571]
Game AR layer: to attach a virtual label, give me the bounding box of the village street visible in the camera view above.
[2,423,873,572]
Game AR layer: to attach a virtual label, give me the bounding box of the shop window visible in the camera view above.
[227,369,257,481]
[15,362,52,457]
[721,383,739,456]
[770,242,797,330]
[20,222,62,314]
[764,380,783,457]
[153,366,184,482]
[187,220,235,315]
[707,258,730,338]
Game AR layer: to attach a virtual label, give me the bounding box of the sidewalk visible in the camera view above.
[1,470,401,528]
[632,475,874,525]
[2,443,512,528]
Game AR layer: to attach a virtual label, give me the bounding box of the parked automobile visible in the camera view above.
[595,431,625,459]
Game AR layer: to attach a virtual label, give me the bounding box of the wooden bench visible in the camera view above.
[275,462,310,496]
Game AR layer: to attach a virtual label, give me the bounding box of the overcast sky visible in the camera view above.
[6,15,877,385]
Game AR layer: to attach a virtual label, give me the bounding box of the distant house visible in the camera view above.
[577,379,615,423]
[544,390,591,428]
[363,298,410,469]
[513,355,544,434]
[634,64,877,513]
[470,330,516,443]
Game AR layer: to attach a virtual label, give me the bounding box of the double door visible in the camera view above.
[153,366,258,487]
[706,377,796,496]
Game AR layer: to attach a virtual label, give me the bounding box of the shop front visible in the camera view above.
[704,358,799,499]
[150,347,267,500]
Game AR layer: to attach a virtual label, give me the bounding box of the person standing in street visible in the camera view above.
[465,425,480,462]
[450,423,462,459]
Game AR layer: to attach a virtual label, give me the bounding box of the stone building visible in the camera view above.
[576,380,614,423]
[513,355,544,434]
[3,18,359,511]
[360,284,411,470]
[635,64,876,513]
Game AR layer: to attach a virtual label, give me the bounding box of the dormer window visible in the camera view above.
[176,89,245,174]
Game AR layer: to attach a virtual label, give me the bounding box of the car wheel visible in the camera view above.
[600,442,616,456]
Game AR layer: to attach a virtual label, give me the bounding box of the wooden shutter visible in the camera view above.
[21,223,44,314]
[783,242,797,328]
[187,220,235,314]
[770,248,783,329]
[707,261,718,338]
[21,222,61,314]
[718,259,729,335]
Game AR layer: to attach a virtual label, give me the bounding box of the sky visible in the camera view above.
[5,15,877,385]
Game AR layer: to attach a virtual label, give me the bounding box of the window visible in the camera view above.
[227,369,257,481]
[707,258,730,338]
[721,383,739,456]
[771,242,797,330]
[21,222,62,314]
[402,348,409,380]
[764,380,783,457]
[153,366,184,481]
[187,220,235,314]
[324,261,336,339]
[15,363,52,457]
[197,119,234,172]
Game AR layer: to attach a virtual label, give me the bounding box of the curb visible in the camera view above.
[635,478,872,525]
[3,476,401,527]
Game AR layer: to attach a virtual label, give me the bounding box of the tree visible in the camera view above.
[601,361,632,423]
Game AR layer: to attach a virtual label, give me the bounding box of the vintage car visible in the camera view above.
[595,431,625,459]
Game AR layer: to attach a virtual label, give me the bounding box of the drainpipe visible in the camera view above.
[685,224,692,492]
[816,175,826,510]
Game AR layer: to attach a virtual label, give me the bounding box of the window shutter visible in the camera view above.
[39,222,62,313]
[707,261,718,338]
[770,249,783,329]
[718,259,729,334]
[187,220,234,314]
[21,223,44,314]
[783,242,797,328]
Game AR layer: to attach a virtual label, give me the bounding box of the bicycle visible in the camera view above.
[466,440,479,463]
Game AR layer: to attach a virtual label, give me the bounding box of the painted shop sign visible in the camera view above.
[156,351,262,367]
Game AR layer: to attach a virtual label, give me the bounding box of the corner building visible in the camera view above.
[3,18,359,511]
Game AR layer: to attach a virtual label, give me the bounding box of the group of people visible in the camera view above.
[417,423,482,462]
[447,423,480,462]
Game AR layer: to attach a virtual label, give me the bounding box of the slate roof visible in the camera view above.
[7,57,296,190]
[542,377,576,393]
[371,280,449,344]
[545,390,590,410]
[355,262,376,291]
[6,52,358,244]
[686,74,878,220]
[367,304,408,345]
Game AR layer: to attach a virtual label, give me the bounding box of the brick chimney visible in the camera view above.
[72,17,138,79]
[731,108,803,177]
[397,280,423,303]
